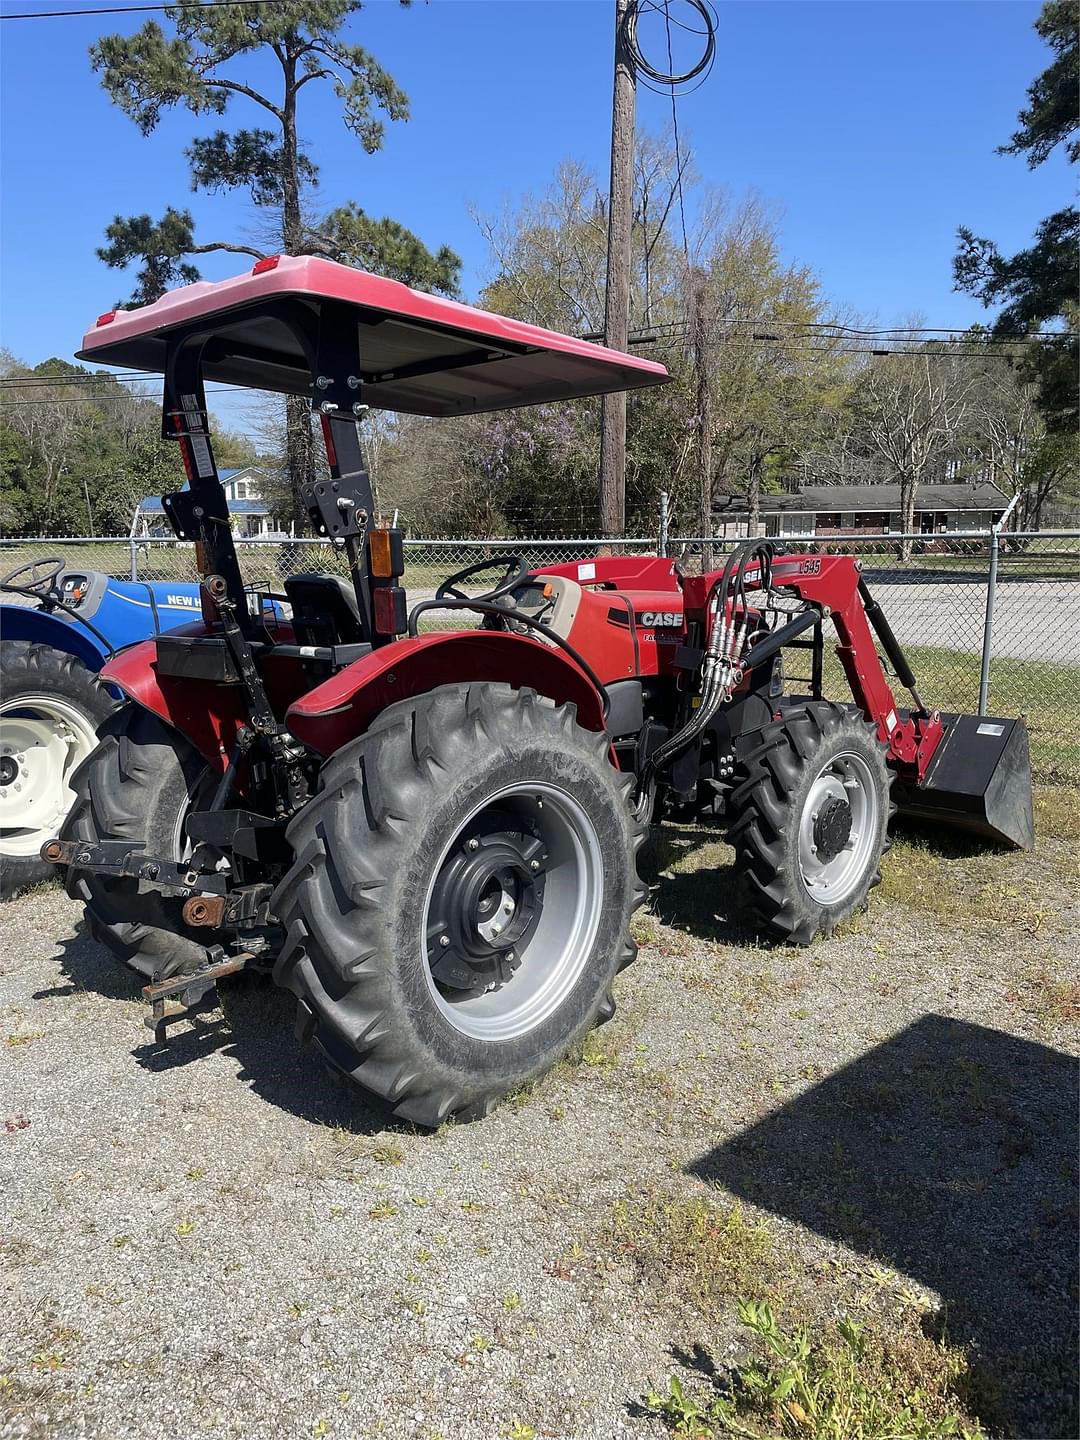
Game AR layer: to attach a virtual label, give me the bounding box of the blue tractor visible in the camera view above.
[0,555,203,898]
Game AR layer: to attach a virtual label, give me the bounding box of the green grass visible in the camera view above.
[819,643,1079,785]
[0,540,139,578]
[879,835,1051,937]
[610,1194,988,1440]
[813,539,1079,581]
[1034,786,1080,842]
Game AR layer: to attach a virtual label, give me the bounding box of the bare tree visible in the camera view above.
[858,342,977,557]
[969,363,1044,526]
[683,206,854,538]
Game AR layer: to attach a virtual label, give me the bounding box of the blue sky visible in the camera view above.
[1,0,1070,435]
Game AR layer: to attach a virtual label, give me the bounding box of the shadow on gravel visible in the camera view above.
[692,1014,1080,1439]
[639,823,764,947]
[51,926,402,1136]
[640,817,1014,947]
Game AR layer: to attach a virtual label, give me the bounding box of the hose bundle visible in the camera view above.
[634,541,775,816]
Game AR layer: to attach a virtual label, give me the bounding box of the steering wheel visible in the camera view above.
[436,554,528,604]
[0,556,65,603]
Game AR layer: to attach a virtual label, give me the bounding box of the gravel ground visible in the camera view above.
[2,812,1077,1440]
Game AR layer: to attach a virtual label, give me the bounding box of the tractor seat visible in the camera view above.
[285,572,365,647]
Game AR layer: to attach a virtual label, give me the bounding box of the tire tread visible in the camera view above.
[273,682,645,1126]
[729,700,895,945]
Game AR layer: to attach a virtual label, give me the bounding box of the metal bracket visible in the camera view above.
[181,883,275,930]
[41,838,227,897]
[142,948,253,1044]
[301,475,369,543]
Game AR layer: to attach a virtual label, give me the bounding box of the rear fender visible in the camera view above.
[286,630,607,757]
[0,603,109,672]
[101,639,244,774]
[100,623,305,778]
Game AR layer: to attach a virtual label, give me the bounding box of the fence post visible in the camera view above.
[658,490,669,557]
[978,491,1022,715]
[977,531,998,717]
[129,539,138,582]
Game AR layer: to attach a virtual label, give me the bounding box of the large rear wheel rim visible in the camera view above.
[0,693,99,858]
[797,749,880,906]
[420,781,604,1042]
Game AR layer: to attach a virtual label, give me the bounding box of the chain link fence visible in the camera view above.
[0,534,654,595]
[2,528,1077,784]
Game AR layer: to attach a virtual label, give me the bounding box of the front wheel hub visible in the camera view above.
[812,795,852,863]
[798,750,880,904]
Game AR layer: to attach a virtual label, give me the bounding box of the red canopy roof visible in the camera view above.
[77,255,669,417]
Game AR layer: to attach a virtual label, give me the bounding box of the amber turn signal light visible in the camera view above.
[368,527,405,579]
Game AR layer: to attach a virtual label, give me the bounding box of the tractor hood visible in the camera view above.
[76,255,669,417]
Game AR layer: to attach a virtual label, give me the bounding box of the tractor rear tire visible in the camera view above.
[0,641,116,901]
[272,683,646,1126]
[63,705,213,979]
[729,700,893,945]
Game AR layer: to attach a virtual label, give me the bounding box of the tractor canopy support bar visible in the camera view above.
[156,297,382,643]
[160,335,250,628]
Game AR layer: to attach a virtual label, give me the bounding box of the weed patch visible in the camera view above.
[608,1191,777,1321]
[1005,969,1080,1027]
[878,836,1039,928]
[644,1300,985,1439]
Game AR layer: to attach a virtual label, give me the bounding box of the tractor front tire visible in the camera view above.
[729,701,893,945]
[272,683,646,1126]
[0,641,116,900]
[63,706,212,979]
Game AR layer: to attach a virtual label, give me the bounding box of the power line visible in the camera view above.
[0,342,1042,410]
[0,376,160,390]
[584,320,1076,343]
[663,1,691,267]
[1,0,274,22]
[584,323,1056,359]
[0,386,259,407]
[626,0,717,95]
[5,327,1067,390]
[628,319,1077,340]
[0,374,269,391]
[637,337,1040,361]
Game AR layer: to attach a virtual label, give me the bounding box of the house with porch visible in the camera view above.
[132,465,283,539]
[711,481,1008,539]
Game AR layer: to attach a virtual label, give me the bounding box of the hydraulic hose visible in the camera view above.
[634,541,775,814]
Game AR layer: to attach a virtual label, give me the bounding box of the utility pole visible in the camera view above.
[599,0,636,539]
[689,267,714,570]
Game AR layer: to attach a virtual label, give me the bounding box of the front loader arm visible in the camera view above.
[690,553,944,780]
[787,558,944,776]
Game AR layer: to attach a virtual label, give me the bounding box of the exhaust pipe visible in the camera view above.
[893,712,1035,850]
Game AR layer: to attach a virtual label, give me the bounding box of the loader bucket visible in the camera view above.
[893,712,1035,850]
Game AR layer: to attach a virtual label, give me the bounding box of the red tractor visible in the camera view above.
[47,256,1034,1125]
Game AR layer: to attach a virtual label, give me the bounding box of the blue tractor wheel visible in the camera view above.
[0,641,117,900]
